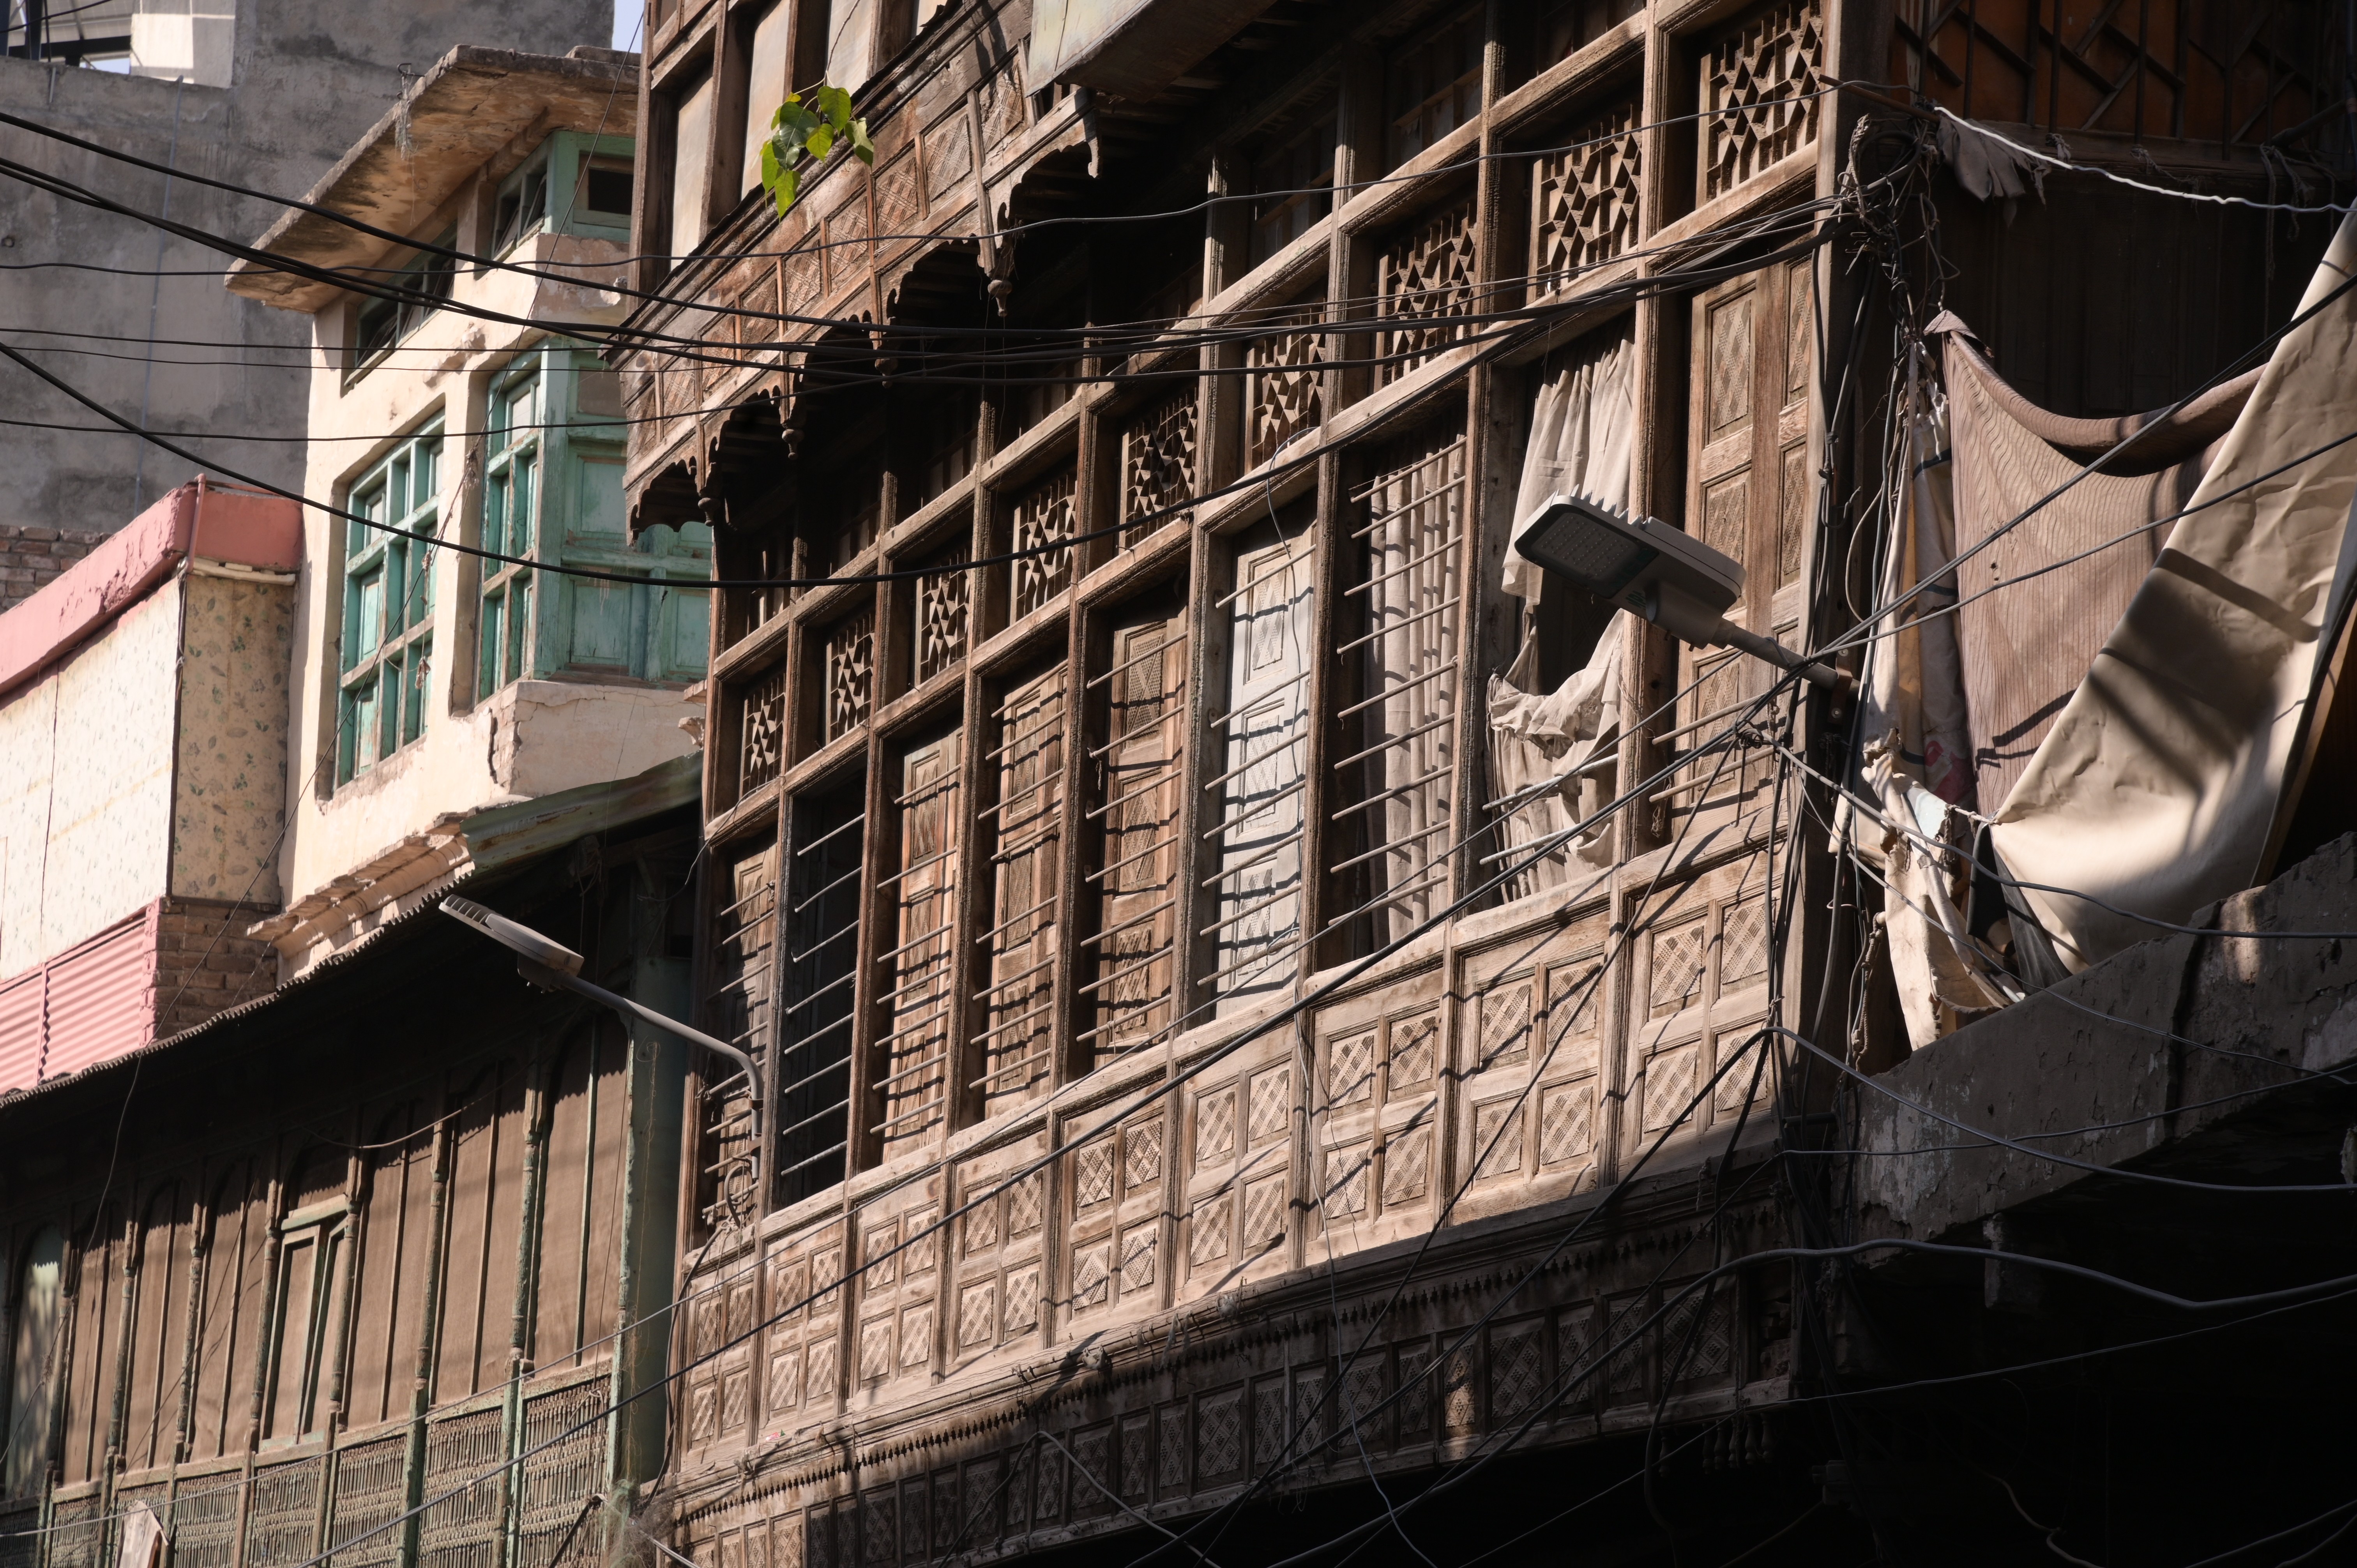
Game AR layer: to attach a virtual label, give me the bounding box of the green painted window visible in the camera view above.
[339,424,442,784]
[476,346,710,697]
[350,233,456,376]
[492,131,635,255]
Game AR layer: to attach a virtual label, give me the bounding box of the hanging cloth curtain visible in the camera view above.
[1486,614,1627,900]
[1935,311,2257,810]
[1504,328,1636,598]
[1986,210,2357,976]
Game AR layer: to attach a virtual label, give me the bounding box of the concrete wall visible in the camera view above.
[0,0,612,533]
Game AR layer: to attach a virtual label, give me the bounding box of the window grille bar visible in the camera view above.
[1200,731,1307,793]
[1083,635,1187,690]
[1341,533,1464,597]
[1329,712,1453,772]
[1335,660,1458,719]
[790,864,863,915]
[1334,594,1461,655]
[1330,817,1451,874]
[793,812,868,858]
[1330,765,1452,820]
[1086,831,1180,885]
[1078,898,1176,946]
[1201,777,1309,838]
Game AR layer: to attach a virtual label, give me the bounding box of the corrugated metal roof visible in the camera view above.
[40,907,157,1081]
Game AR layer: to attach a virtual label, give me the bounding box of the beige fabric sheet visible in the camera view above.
[1988,209,2357,973]
[1486,612,1627,901]
[1940,319,2253,809]
[1504,327,1635,599]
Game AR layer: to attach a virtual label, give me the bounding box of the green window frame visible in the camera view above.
[339,424,442,784]
[350,232,457,379]
[492,131,636,256]
[475,345,711,698]
[480,369,540,694]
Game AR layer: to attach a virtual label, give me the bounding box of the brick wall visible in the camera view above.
[0,525,106,613]
[150,898,280,1039]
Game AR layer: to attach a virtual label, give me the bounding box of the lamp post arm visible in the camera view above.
[519,960,765,1174]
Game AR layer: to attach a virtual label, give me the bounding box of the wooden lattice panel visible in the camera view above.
[1701,0,1825,201]
[978,669,1065,1114]
[878,735,960,1157]
[1889,0,2341,148]
[947,1133,1050,1370]
[1531,101,1641,291]
[875,147,923,246]
[1064,1106,1167,1330]
[1246,305,1324,468]
[924,106,973,208]
[1120,387,1198,547]
[1085,616,1186,1059]
[1375,200,1478,384]
[760,1222,845,1439]
[739,664,786,796]
[1011,464,1076,619]
[916,550,970,685]
[850,1187,940,1395]
[823,606,874,743]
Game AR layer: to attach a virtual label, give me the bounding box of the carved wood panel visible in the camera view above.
[1083,615,1186,1061]
[1246,302,1325,469]
[850,1183,940,1401]
[823,606,875,744]
[1889,0,2342,148]
[1119,386,1198,547]
[1678,258,1810,822]
[923,106,973,210]
[1376,200,1479,383]
[878,735,960,1157]
[759,1222,845,1443]
[1455,910,1610,1221]
[915,549,970,686]
[1308,967,1444,1253]
[1631,857,1774,1146]
[1010,464,1076,619]
[1179,1037,1296,1301]
[739,664,786,797]
[947,1134,1050,1371]
[1531,101,1641,292]
[978,669,1065,1115]
[1701,0,1825,201]
[1061,1102,1168,1333]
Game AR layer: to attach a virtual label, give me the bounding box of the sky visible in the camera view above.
[613,0,638,51]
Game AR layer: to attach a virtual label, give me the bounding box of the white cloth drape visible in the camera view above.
[1988,208,2357,975]
[1504,330,1636,599]
[1845,364,2016,1048]
[1487,613,1628,901]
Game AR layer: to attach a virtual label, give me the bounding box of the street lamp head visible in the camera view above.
[1512,492,1744,645]
[441,897,585,976]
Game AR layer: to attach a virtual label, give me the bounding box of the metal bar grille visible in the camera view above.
[877,736,961,1151]
[1327,432,1465,946]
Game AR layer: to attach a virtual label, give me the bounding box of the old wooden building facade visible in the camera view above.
[629,0,2357,1561]
[0,786,698,1568]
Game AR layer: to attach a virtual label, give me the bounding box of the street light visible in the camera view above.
[440,897,763,1179]
[1512,493,1846,690]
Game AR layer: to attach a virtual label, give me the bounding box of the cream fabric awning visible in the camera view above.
[1986,210,2357,975]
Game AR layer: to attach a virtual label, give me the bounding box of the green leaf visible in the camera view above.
[813,83,852,128]
[848,118,875,164]
[760,138,781,186]
[767,162,799,217]
[807,123,834,159]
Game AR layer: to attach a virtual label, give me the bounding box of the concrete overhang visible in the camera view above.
[1028,0,1282,102]
[224,45,640,315]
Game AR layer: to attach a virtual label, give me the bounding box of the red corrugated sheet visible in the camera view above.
[0,907,159,1094]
